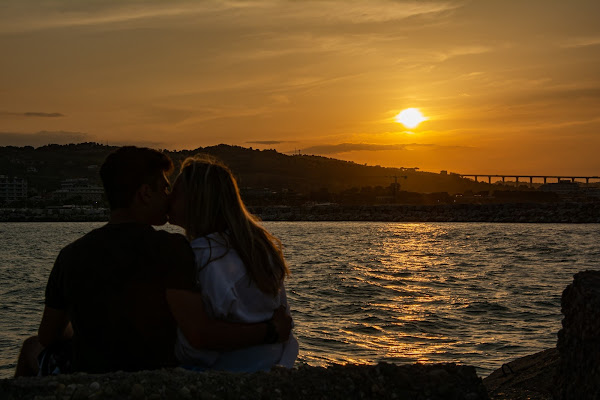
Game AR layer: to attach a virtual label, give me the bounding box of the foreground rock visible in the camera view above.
[556,270,600,399]
[485,270,600,399]
[1,363,488,400]
[483,348,558,400]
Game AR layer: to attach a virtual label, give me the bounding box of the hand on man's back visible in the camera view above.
[272,305,293,342]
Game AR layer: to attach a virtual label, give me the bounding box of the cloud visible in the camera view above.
[0,1,459,34]
[23,112,65,118]
[301,143,439,155]
[435,45,492,62]
[0,2,209,33]
[0,131,91,147]
[246,140,296,145]
[508,86,600,107]
[560,36,600,48]
[294,1,459,24]
[0,111,65,118]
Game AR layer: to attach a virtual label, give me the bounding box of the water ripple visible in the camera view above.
[1,221,598,377]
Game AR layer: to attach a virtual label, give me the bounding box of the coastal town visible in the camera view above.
[1,144,599,222]
[0,143,600,222]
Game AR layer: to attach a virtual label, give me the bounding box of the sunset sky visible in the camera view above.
[1,0,599,175]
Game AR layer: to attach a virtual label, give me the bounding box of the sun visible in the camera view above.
[395,108,427,128]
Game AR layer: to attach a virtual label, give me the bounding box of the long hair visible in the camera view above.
[175,155,289,296]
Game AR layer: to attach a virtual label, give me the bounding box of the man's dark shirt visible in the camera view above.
[45,222,196,373]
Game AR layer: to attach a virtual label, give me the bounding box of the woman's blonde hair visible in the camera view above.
[175,154,289,296]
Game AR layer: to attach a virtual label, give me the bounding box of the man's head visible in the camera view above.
[100,146,173,225]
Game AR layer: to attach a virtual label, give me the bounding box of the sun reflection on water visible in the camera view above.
[269,221,599,376]
[308,223,477,366]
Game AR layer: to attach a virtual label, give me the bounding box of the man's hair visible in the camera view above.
[100,146,173,210]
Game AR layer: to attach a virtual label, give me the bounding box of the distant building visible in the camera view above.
[583,185,600,199]
[539,180,580,195]
[375,195,395,204]
[0,176,28,203]
[52,178,104,203]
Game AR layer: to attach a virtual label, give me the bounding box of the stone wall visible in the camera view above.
[0,363,489,400]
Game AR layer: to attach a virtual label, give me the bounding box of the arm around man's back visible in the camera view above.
[164,233,292,350]
[166,289,291,351]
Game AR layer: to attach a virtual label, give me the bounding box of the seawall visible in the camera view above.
[1,363,488,400]
[253,203,600,223]
[2,202,599,223]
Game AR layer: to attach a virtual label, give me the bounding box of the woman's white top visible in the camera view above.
[174,232,299,372]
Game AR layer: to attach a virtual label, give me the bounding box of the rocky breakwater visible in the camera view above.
[0,363,489,400]
[556,270,600,399]
[254,202,600,223]
[0,207,109,222]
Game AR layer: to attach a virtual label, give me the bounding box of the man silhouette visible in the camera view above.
[15,146,291,376]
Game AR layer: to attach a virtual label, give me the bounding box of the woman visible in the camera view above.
[168,155,298,372]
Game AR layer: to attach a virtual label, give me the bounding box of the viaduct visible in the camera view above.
[459,175,600,185]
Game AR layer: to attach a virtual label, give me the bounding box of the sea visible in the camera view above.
[1,221,599,378]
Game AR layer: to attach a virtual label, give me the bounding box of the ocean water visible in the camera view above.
[1,221,599,378]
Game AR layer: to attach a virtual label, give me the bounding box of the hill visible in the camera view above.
[0,143,497,197]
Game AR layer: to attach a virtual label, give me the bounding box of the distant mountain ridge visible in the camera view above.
[0,142,493,194]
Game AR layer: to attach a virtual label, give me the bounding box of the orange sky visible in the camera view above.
[1,1,599,175]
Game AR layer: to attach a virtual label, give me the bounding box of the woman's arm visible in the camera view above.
[166,289,291,350]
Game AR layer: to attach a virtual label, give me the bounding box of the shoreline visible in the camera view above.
[1,202,600,223]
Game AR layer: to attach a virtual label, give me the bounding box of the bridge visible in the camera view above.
[459,174,600,185]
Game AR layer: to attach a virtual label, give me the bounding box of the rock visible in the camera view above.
[179,386,191,398]
[65,383,78,395]
[131,383,145,399]
[556,270,600,399]
[484,269,600,399]
[428,368,450,381]
[0,363,488,399]
[483,348,558,399]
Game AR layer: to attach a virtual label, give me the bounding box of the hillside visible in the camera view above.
[0,143,498,196]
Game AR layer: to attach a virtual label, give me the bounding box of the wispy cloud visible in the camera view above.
[560,36,600,48]
[246,140,296,145]
[435,45,493,62]
[294,1,459,24]
[0,111,65,118]
[0,2,210,33]
[0,1,459,34]
[302,143,440,155]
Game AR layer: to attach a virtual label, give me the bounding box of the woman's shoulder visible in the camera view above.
[191,232,245,278]
[190,232,228,249]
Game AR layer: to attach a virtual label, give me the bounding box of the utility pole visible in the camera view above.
[388,175,407,201]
